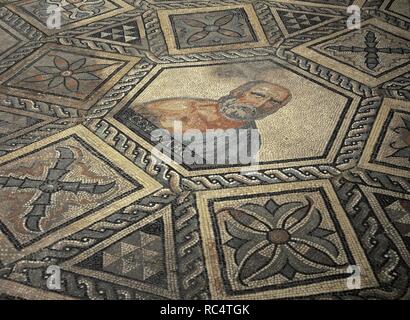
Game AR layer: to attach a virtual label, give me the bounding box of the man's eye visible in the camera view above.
[251,92,266,98]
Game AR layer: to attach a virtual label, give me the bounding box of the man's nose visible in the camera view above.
[255,97,271,108]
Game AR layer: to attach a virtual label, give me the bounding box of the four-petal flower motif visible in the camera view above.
[222,197,340,284]
[22,55,112,93]
[183,14,242,44]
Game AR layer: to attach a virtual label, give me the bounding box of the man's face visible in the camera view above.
[219,81,291,121]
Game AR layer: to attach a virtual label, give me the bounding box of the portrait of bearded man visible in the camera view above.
[131,81,292,165]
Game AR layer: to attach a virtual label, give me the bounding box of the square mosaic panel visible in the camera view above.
[0,125,160,265]
[293,18,410,86]
[197,181,377,299]
[158,4,269,54]
[0,44,140,112]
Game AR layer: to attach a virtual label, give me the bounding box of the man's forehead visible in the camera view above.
[248,82,285,93]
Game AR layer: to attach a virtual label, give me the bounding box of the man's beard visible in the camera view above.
[219,96,259,121]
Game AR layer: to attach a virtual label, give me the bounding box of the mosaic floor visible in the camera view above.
[0,0,409,300]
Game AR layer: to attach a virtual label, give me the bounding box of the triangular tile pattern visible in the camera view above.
[78,218,168,288]
[89,21,141,45]
[276,10,332,34]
